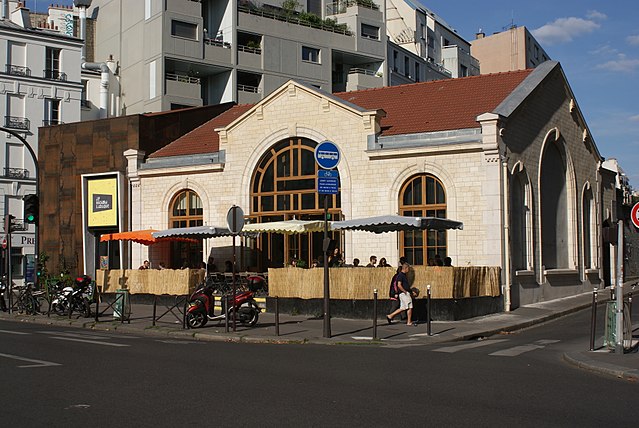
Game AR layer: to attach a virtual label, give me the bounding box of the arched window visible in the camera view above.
[168,190,203,268]
[582,186,595,270]
[250,137,341,268]
[399,174,447,265]
[511,167,533,270]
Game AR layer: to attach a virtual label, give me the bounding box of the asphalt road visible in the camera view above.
[0,309,636,427]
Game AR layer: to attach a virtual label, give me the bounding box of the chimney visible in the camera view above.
[10,1,32,29]
[475,29,485,39]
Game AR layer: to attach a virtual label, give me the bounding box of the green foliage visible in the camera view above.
[296,259,308,268]
[282,0,301,15]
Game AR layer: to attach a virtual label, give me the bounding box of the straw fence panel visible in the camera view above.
[95,269,205,295]
[268,266,500,299]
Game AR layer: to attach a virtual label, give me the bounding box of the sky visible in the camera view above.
[33,1,639,188]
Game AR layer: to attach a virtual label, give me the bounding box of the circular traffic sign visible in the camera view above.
[631,202,639,229]
[314,140,340,170]
[226,205,245,234]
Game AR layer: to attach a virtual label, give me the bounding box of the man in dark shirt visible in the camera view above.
[386,262,415,326]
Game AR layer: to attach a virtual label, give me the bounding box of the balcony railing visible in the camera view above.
[238,45,262,55]
[348,68,379,76]
[4,116,30,131]
[238,5,352,36]
[43,69,67,81]
[166,73,200,84]
[238,84,260,93]
[3,168,29,179]
[42,119,63,126]
[327,0,379,14]
[5,64,31,76]
[204,37,231,49]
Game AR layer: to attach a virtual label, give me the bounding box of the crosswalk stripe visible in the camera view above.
[0,352,61,368]
[49,337,130,347]
[489,344,544,356]
[38,331,112,340]
[0,329,30,335]
[433,339,509,353]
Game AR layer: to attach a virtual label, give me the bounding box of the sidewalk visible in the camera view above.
[2,286,637,381]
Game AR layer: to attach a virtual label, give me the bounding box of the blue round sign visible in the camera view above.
[314,140,341,170]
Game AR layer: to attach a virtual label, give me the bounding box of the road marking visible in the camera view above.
[49,337,130,347]
[156,340,202,344]
[433,339,509,353]
[489,344,544,356]
[535,339,560,345]
[0,329,30,335]
[38,331,112,340]
[0,352,62,368]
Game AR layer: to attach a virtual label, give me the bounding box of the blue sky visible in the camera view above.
[426,0,639,188]
[38,1,639,188]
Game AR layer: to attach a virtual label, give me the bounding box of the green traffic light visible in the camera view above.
[26,214,35,222]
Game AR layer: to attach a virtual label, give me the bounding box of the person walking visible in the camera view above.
[386,262,415,326]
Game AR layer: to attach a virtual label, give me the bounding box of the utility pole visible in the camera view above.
[615,220,624,354]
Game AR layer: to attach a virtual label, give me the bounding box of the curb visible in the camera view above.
[563,352,639,382]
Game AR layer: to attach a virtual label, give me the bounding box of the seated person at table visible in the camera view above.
[139,260,150,270]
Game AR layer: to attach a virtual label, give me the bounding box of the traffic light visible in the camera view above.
[23,194,39,225]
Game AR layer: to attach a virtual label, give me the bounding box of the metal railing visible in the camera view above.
[3,167,29,179]
[326,0,380,15]
[348,68,379,76]
[5,64,31,76]
[165,73,201,84]
[4,116,30,130]
[204,37,231,49]
[238,5,352,36]
[238,44,262,55]
[42,119,64,126]
[43,69,67,81]
[238,84,260,93]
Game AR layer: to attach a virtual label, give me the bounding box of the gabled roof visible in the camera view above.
[333,69,532,136]
[149,69,534,158]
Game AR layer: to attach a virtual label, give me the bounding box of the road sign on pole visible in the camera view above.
[314,140,340,170]
[631,202,639,229]
[317,170,339,194]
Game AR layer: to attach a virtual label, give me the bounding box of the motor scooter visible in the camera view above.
[0,276,7,312]
[186,282,260,329]
[51,275,93,317]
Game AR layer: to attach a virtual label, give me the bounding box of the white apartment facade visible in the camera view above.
[0,1,83,281]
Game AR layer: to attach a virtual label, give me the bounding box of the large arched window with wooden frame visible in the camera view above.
[168,189,203,268]
[249,137,342,268]
[399,174,447,266]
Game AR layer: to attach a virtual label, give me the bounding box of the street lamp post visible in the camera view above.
[0,126,39,290]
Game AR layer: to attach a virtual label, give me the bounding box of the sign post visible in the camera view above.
[226,205,245,332]
[314,141,340,338]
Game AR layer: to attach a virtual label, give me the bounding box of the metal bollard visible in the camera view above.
[589,287,598,351]
[182,297,187,330]
[94,289,100,322]
[427,285,432,337]
[373,289,378,341]
[152,295,157,327]
[224,295,230,333]
[275,296,280,336]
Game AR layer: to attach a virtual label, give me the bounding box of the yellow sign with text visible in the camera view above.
[87,178,118,228]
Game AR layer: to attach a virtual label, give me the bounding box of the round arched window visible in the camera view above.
[168,190,203,268]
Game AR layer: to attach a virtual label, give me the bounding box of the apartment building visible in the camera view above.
[471,25,550,74]
[0,0,83,280]
[386,0,479,84]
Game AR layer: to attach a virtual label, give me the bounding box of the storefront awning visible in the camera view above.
[151,225,234,240]
[331,215,463,234]
[243,219,326,234]
[100,229,199,245]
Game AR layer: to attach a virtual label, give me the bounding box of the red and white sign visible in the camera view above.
[632,202,639,229]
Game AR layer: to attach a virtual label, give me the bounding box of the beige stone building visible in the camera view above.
[120,60,604,307]
[471,26,550,74]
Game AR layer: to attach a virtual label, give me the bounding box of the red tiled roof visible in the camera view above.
[334,69,533,136]
[150,70,533,158]
[149,104,254,158]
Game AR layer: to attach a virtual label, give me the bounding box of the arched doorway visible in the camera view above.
[249,137,342,268]
[399,174,448,265]
[168,189,203,268]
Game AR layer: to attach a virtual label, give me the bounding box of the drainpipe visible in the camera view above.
[2,0,7,20]
[77,1,109,119]
[502,148,512,312]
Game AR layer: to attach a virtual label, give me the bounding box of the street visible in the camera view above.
[0,306,636,427]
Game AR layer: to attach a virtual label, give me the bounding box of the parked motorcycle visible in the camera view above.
[186,282,260,329]
[0,276,7,312]
[51,275,93,317]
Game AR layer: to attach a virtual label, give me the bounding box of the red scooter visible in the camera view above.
[186,282,261,328]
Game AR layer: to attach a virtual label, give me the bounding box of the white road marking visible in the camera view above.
[433,339,509,353]
[38,331,112,340]
[0,352,62,368]
[489,344,544,356]
[49,337,130,347]
[0,329,30,335]
[535,339,560,345]
[156,340,202,344]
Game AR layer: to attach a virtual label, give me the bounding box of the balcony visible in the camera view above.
[326,0,380,15]
[238,4,352,36]
[165,0,201,15]
[165,73,202,100]
[5,64,31,77]
[4,116,30,131]
[42,119,64,126]
[345,68,382,91]
[3,168,29,179]
[238,44,262,69]
[237,84,262,104]
[43,69,67,81]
